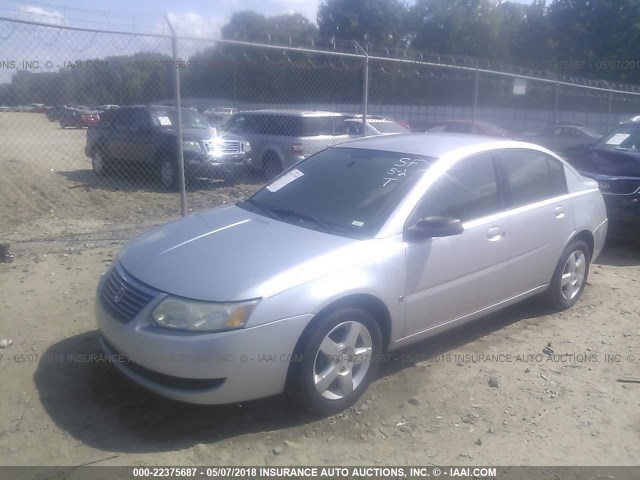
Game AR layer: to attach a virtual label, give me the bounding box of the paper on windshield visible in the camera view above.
[605,133,630,145]
[267,168,304,192]
[158,116,172,126]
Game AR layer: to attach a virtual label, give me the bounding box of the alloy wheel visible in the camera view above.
[560,250,586,300]
[312,321,373,400]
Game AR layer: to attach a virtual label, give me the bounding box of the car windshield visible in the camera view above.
[371,121,409,134]
[152,108,211,130]
[595,124,640,153]
[239,147,436,239]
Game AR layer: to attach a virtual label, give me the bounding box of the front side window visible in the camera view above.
[498,149,568,208]
[240,147,436,239]
[411,153,500,223]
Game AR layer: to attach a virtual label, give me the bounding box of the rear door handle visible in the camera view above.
[555,206,565,218]
[487,226,504,241]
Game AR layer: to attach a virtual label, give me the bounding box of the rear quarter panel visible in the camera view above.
[566,166,608,260]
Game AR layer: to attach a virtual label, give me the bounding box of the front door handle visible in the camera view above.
[487,226,504,241]
[555,206,565,218]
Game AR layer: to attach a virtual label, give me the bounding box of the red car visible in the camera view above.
[59,108,100,128]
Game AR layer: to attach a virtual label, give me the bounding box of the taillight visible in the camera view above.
[292,143,303,154]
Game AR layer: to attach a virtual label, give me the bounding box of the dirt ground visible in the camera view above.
[0,112,639,467]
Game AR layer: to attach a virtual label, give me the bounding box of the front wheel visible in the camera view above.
[543,239,591,311]
[158,159,178,191]
[261,153,282,181]
[287,307,382,416]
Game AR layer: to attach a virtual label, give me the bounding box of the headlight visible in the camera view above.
[152,296,259,332]
[182,140,202,153]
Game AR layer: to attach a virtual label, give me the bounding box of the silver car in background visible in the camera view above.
[96,133,607,415]
[223,110,352,179]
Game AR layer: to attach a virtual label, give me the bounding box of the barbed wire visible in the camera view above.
[2,15,640,98]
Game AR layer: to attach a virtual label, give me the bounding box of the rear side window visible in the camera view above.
[413,152,500,222]
[498,150,568,208]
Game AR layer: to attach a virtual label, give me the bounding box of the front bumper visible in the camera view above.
[602,193,640,224]
[95,272,312,404]
[186,153,253,177]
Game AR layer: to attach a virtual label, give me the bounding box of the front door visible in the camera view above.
[404,152,511,336]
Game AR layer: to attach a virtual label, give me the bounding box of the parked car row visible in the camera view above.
[81,107,640,232]
[83,107,411,187]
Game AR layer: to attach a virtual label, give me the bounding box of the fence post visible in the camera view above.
[472,69,479,131]
[551,81,560,151]
[607,88,614,131]
[355,41,369,137]
[165,16,187,217]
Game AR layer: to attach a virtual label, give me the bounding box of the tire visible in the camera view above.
[262,153,282,181]
[543,239,591,311]
[158,158,178,191]
[91,149,111,176]
[286,307,382,416]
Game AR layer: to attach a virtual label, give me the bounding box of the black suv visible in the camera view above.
[563,117,640,233]
[85,105,252,189]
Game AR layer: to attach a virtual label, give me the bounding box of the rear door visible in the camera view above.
[497,149,574,297]
[126,108,156,163]
[104,108,130,159]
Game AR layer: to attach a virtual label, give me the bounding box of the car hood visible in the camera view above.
[118,205,358,301]
[564,146,640,177]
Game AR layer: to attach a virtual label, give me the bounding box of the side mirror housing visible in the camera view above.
[405,216,464,242]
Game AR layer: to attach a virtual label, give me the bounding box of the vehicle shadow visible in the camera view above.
[33,331,316,454]
[56,168,265,194]
[377,297,552,379]
[34,298,551,454]
[594,237,640,267]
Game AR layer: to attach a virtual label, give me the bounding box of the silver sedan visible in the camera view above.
[96,133,608,414]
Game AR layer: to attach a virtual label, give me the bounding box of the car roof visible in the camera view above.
[236,109,346,117]
[344,117,395,123]
[340,132,519,157]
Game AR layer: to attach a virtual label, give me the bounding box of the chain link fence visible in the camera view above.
[1,15,640,255]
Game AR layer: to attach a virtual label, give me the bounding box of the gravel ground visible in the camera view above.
[0,112,639,467]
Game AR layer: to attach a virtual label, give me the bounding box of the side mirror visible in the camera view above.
[405,216,464,242]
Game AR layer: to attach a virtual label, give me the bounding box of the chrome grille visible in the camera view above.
[101,266,157,323]
[220,141,243,154]
[202,140,243,154]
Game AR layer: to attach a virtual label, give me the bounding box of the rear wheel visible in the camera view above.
[543,239,591,310]
[91,150,112,176]
[287,307,382,416]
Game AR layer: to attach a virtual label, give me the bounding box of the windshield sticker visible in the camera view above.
[351,220,364,227]
[158,116,172,126]
[267,168,304,192]
[383,157,429,187]
[605,133,630,145]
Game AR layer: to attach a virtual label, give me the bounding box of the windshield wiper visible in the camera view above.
[240,198,278,219]
[268,207,333,233]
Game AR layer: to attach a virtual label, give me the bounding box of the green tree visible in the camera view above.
[221,11,318,45]
[317,0,410,47]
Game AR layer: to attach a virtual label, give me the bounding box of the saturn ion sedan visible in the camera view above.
[96,133,607,414]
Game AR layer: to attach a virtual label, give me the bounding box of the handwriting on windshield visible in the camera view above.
[382,157,429,187]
